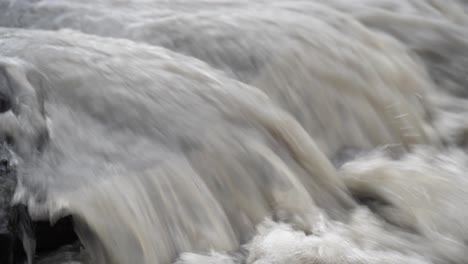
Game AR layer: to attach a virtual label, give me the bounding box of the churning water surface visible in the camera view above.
[0,0,468,263]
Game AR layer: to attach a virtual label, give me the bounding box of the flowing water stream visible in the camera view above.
[0,1,467,263]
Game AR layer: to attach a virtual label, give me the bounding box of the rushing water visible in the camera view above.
[0,0,467,263]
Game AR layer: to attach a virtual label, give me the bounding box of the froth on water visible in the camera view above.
[0,0,467,264]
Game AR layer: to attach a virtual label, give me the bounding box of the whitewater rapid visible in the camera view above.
[0,0,467,264]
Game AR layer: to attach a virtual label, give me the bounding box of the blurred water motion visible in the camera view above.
[0,0,467,263]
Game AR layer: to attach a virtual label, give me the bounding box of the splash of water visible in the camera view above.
[0,1,466,264]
